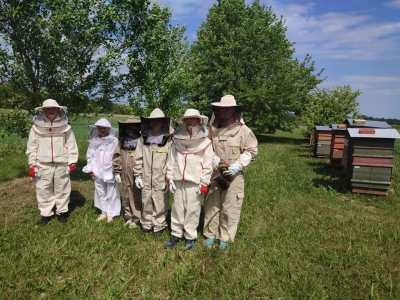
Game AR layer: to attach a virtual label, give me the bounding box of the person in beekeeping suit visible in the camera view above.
[83,118,122,223]
[26,99,79,225]
[118,116,142,228]
[203,95,258,249]
[133,108,173,236]
[164,108,213,249]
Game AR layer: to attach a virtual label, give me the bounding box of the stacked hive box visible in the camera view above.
[313,126,332,158]
[341,119,391,174]
[330,124,347,168]
[343,128,400,196]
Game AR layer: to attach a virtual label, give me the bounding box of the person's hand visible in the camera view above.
[89,172,95,180]
[223,163,240,176]
[68,164,77,173]
[135,177,144,189]
[212,156,221,169]
[196,184,208,195]
[167,179,177,193]
[28,165,40,178]
[115,174,122,183]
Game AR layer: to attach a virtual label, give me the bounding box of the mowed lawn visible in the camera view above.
[0,116,399,299]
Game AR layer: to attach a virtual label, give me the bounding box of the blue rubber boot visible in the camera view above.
[219,241,228,250]
[185,239,195,249]
[166,236,181,247]
[202,238,215,248]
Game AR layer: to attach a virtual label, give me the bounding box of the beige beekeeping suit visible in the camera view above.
[133,108,173,233]
[118,117,142,224]
[203,95,258,243]
[26,99,79,217]
[166,109,213,241]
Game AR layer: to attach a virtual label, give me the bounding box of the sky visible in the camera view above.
[156,0,400,119]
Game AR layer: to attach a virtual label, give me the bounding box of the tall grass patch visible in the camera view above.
[0,123,399,299]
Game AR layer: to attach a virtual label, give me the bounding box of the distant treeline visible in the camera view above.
[360,115,400,126]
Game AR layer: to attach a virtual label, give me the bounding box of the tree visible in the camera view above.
[0,0,187,137]
[188,0,324,133]
[123,3,191,118]
[301,85,362,133]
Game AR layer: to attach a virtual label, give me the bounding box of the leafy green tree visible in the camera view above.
[301,85,362,133]
[0,0,187,136]
[188,0,323,133]
[123,3,191,118]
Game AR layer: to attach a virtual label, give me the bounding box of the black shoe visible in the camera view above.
[57,212,68,223]
[153,228,166,237]
[40,216,52,225]
[140,226,152,234]
[165,236,181,247]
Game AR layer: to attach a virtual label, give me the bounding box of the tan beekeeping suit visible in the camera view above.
[118,117,142,223]
[133,109,173,233]
[203,95,258,243]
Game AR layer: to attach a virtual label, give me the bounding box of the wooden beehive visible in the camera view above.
[343,128,400,196]
[313,126,332,158]
[330,124,347,168]
[341,119,391,176]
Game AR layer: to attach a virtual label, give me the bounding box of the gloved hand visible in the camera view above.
[223,163,241,176]
[89,172,95,180]
[115,174,122,183]
[212,156,221,169]
[135,177,144,189]
[196,184,208,195]
[163,181,168,193]
[167,179,177,194]
[68,164,77,173]
[28,165,40,178]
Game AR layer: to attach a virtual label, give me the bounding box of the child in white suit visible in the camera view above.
[83,118,122,222]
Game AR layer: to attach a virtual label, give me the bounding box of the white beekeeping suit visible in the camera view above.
[83,118,121,220]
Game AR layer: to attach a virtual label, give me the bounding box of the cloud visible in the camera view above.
[249,1,400,61]
[154,0,214,20]
[386,0,400,8]
[342,75,400,84]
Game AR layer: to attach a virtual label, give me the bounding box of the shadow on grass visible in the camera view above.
[69,190,86,212]
[256,134,308,145]
[312,177,348,193]
[70,158,93,181]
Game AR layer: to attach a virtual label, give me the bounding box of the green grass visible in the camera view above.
[0,123,399,299]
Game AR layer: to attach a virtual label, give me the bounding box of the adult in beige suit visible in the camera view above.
[118,116,142,228]
[133,108,173,236]
[26,99,79,225]
[203,95,258,249]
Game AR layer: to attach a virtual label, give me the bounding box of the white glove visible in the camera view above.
[223,163,241,176]
[135,177,144,189]
[163,181,168,193]
[168,179,177,194]
[212,156,221,169]
[115,174,122,183]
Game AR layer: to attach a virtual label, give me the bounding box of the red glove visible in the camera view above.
[198,184,208,195]
[28,165,38,177]
[68,164,77,173]
[88,172,94,178]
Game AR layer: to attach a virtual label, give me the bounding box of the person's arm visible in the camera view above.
[26,128,37,167]
[112,142,122,174]
[133,138,144,178]
[166,143,176,180]
[66,130,79,165]
[237,128,258,168]
[200,142,214,185]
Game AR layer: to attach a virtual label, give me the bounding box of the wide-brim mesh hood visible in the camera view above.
[140,117,174,135]
[88,125,118,141]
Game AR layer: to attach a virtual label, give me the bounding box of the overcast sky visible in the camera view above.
[156,0,400,119]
